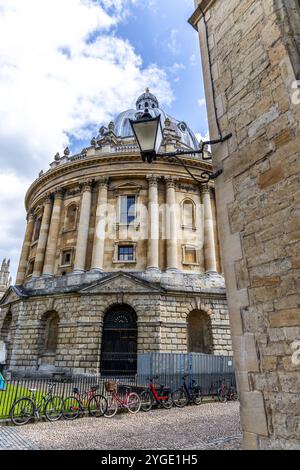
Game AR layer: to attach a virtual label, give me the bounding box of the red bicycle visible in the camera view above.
[140,376,173,411]
[103,380,141,418]
[63,385,107,420]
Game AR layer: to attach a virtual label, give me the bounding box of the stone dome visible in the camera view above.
[112,90,200,151]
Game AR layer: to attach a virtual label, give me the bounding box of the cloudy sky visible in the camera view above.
[0,0,208,281]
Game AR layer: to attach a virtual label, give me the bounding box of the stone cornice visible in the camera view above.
[188,0,216,30]
[25,153,213,211]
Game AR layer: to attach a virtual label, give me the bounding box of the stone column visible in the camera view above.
[32,196,53,278]
[201,184,217,273]
[73,182,92,273]
[91,178,109,272]
[16,211,35,285]
[42,189,64,277]
[166,177,178,271]
[147,175,160,270]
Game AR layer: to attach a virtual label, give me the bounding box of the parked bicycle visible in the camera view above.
[217,379,238,403]
[63,384,107,420]
[208,376,238,402]
[103,380,141,418]
[10,382,63,426]
[172,374,202,408]
[140,376,173,412]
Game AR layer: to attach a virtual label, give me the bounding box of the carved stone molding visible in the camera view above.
[200,184,210,195]
[97,177,110,189]
[165,176,178,189]
[53,187,65,199]
[147,174,160,187]
[26,210,35,222]
[80,180,93,192]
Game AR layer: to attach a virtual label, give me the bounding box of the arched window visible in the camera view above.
[64,203,77,231]
[187,310,213,354]
[182,199,196,229]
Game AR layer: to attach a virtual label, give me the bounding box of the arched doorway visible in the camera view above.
[187,310,213,354]
[101,305,137,376]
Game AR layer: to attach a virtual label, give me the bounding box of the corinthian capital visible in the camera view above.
[200,184,210,196]
[147,174,159,187]
[165,176,177,189]
[53,187,64,199]
[97,177,109,189]
[80,180,93,192]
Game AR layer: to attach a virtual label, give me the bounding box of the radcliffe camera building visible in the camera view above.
[0,90,232,376]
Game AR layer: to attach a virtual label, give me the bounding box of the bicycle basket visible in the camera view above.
[105,381,117,393]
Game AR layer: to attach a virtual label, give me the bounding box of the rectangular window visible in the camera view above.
[119,196,136,225]
[118,245,134,261]
[61,250,72,266]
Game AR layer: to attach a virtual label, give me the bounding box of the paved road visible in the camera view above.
[1,402,242,450]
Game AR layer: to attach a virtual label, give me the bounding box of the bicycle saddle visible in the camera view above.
[73,387,79,393]
[91,385,99,391]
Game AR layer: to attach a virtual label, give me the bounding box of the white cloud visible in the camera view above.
[196,131,210,143]
[0,0,174,281]
[190,54,197,67]
[197,98,206,107]
[167,29,179,55]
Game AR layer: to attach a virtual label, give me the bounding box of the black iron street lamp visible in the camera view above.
[130,110,232,183]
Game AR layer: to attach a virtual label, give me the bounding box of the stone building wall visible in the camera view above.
[0,276,231,376]
[190,0,300,450]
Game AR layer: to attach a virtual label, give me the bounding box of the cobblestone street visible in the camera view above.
[1,402,241,450]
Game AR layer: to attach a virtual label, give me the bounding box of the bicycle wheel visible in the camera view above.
[10,398,34,426]
[231,387,239,401]
[140,390,153,412]
[172,389,188,408]
[88,395,107,417]
[63,396,81,420]
[192,388,202,405]
[104,395,118,418]
[44,396,63,422]
[127,392,141,414]
[161,392,173,409]
[217,387,227,403]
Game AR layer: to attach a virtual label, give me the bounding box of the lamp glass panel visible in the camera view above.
[155,120,163,154]
[132,119,158,152]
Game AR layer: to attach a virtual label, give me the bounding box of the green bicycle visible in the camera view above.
[10,381,63,426]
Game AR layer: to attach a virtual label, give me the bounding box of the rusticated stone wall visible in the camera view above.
[190,0,300,450]
[0,275,231,376]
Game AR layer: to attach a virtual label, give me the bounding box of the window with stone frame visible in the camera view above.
[118,245,134,261]
[32,217,42,242]
[183,245,198,265]
[113,242,136,263]
[64,203,78,231]
[61,249,73,266]
[181,199,196,229]
[119,195,136,225]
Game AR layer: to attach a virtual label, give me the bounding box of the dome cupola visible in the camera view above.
[136,88,159,111]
